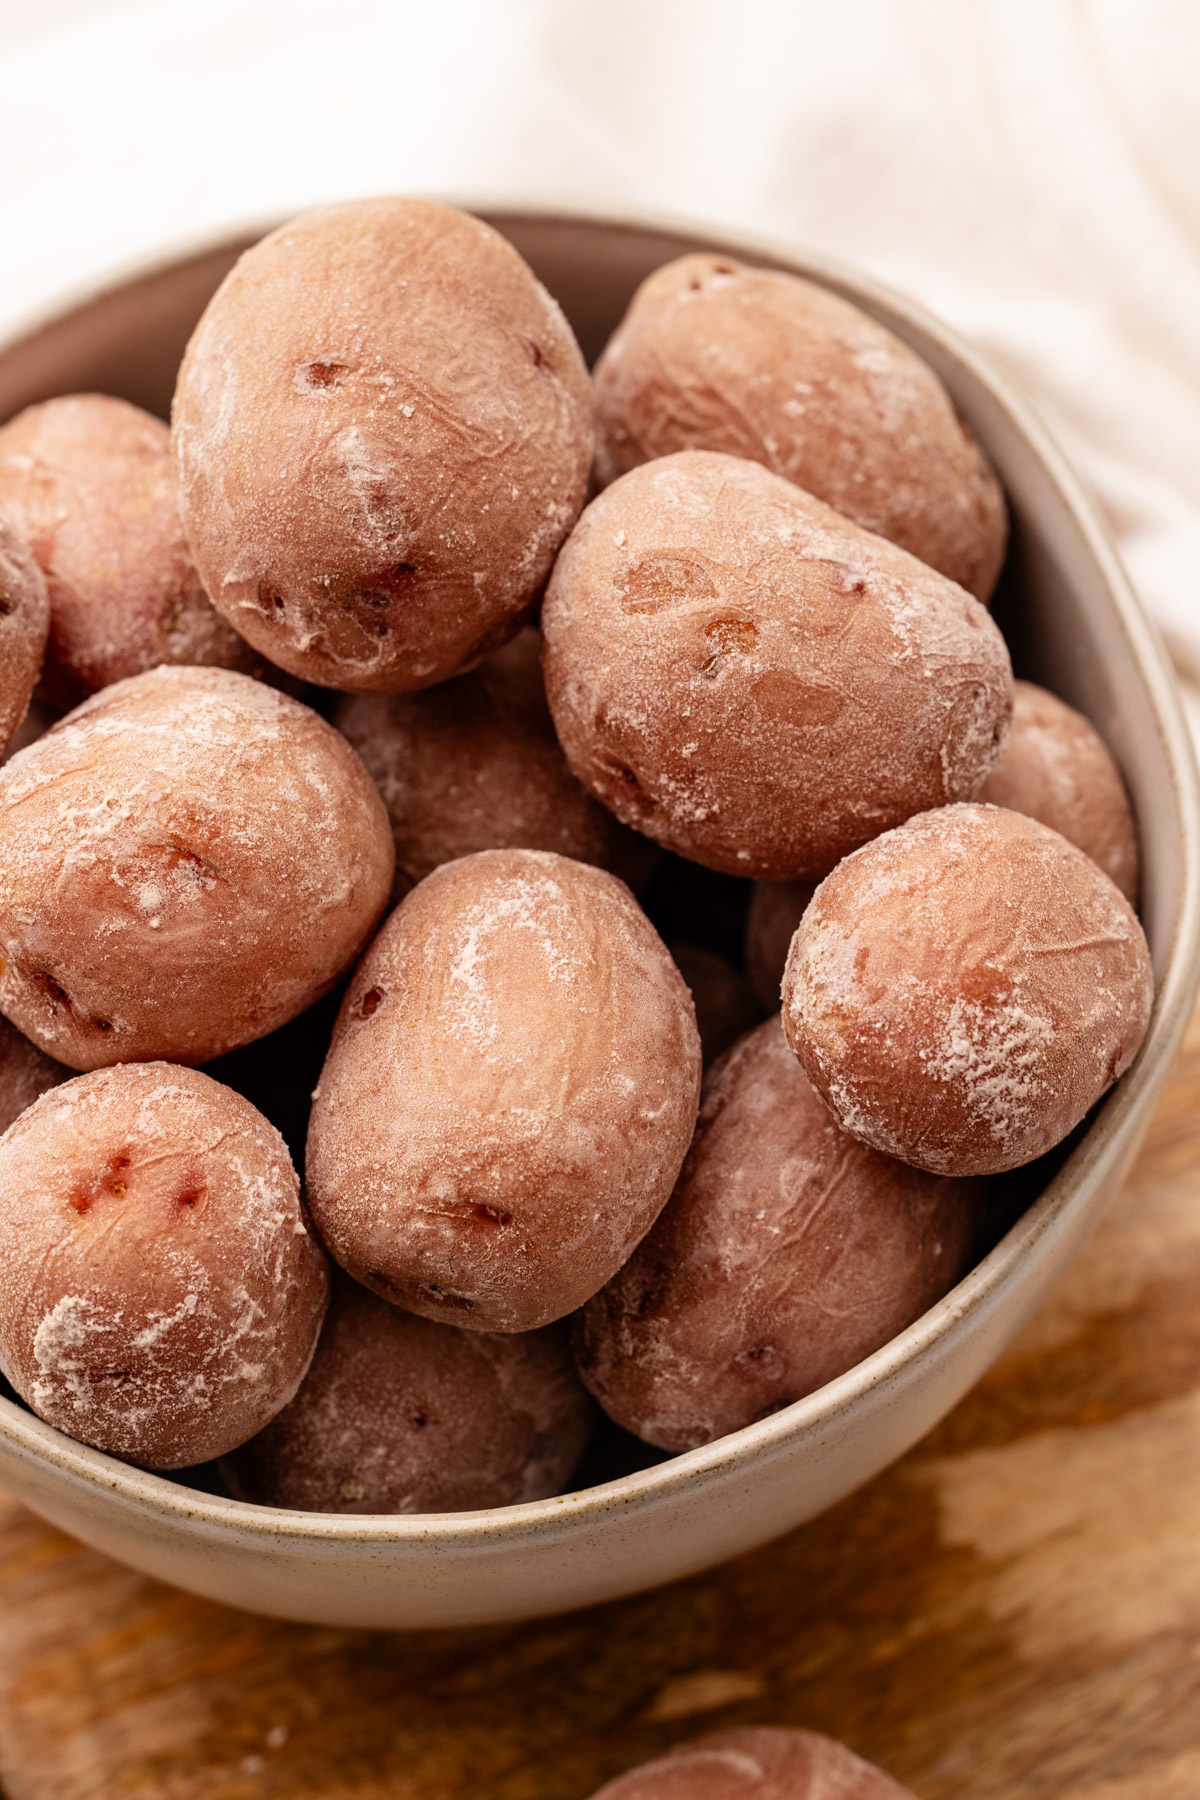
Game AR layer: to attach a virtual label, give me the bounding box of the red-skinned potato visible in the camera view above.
[306,849,702,1333]
[586,1727,917,1800]
[574,1016,980,1451]
[0,1063,329,1468]
[0,666,394,1070]
[172,198,593,692]
[542,451,1012,880]
[0,394,258,705]
[224,1276,593,1512]
[783,804,1154,1177]
[0,518,50,754]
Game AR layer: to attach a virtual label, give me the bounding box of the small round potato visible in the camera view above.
[0,1063,329,1468]
[0,1016,67,1135]
[0,518,50,754]
[224,1277,593,1513]
[334,628,655,897]
[0,666,393,1070]
[542,451,1012,880]
[0,394,257,703]
[977,679,1139,903]
[173,198,593,692]
[593,253,1007,602]
[587,1728,916,1800]
[575,1016,979,1451]
[307,849,702,1333]
[783,804,1154,1176]
[744,880,815,1012]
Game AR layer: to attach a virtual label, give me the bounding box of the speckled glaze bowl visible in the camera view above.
[0,203,1195,1630]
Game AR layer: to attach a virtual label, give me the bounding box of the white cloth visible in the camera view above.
[2,0,1200,680]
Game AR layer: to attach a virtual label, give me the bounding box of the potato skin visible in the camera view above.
[0,666,394,1070]
[574,1016,979,1452]
[0,519,50,754]
[593,252,1007,603]
[173,198,593,693]
[333,628,655,899]
[783,804,1154,1177]
[224,1276,593,1513]
[0,1063,329,1468]
[542,451,1012,880]
[0,394,257,704]
[977,679,1139,904]
[0,1016,67,1135]
[307,849,702,1333]
[587,1727,916,1800]
[744,881,815,1012]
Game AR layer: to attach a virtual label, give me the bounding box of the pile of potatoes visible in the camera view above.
[0,199,1151,1513]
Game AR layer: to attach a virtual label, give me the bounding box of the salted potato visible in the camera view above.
[783,804,1154,1176]
[334,628,655,898]
[744,880,815,1011]
[0,666,393,1070]
[542,451,1012,880]
[0,1064,329,1468]
[0,1016,67,1135]
[224,1276,593,1512]
[977,679,1138,903]
[0,519,50,754]
[0,394,258,703]
[307,849,702,1333]
[173,198,593,692]
[575,1017,979,1451]
[587,1728,916,1800]
[593,253,1007,602]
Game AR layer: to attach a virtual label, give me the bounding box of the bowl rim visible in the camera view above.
[1,194,1198,1551]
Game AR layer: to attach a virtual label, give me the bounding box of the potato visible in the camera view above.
[542,451,1012,880]
[0,1063,329,1468]
[587,1727,916,1800]
[224,1275,593,1512]
[172,198,593,693]
[0,1016,67,1135]
[744,880,815,1012]
[593,252,1007,602]
[574,1016,979,1451]
[333,628,655,899]
[0,666,393,1070]
[668,943,761,1063]
[783,804,1154,1176]
[307,849,702,1332]
[977,678,1139,903]
[0,394,258,704]
[0,518,50,754]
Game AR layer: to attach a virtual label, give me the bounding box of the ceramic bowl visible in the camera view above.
[0,203,1195,1630]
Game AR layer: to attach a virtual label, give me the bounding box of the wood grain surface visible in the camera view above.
[4,1004,1200,1800]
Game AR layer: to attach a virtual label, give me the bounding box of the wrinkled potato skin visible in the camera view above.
[744,880,816,1012]
[0,1064,329,1468]
[542,451,1012,880]
[334,629,655,899]
[0,666,394,1070]
[0,395,258,704]
[0,1016,67,1134]
[307,849,702,1333]
[574,1016,979,1452]
[0,519,50,753]
[587,1727,917,1800]
[977,679,1139,904]
[593,253,1007,603]
[783,804,1154,1177]
[224,1277,593,1513]
[173,198,593,693]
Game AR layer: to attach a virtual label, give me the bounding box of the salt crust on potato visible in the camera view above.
[0,1063,329,1469]
[587,1726,916,1800]
[0,1015,67,1135]
[542,450,1012,880]
[173,197,593,693]
[574,1016,978,1452]
[592,252,1007,603]
[306,849,702,1333]
[783,804,1154,1177]
[0,665,393,1070]
[0,394,257,704]
[0,518,50,755]
[977,678,1139,903]
[224,1276,593,1513]
[334,628,654,898]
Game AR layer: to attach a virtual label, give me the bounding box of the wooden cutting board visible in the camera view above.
[3,1005,1200,1800]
